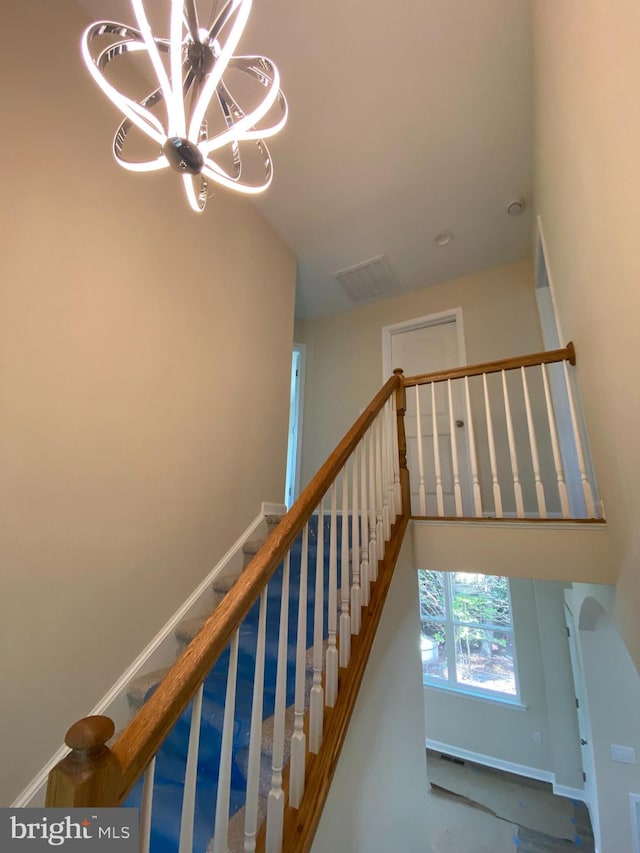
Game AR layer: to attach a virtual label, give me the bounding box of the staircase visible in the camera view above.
[125,515,335,853]
[125,515,285,721]
[44,343,600,853]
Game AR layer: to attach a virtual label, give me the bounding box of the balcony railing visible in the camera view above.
[401,342,600,520]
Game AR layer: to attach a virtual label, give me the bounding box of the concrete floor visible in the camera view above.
[425,752,595,853]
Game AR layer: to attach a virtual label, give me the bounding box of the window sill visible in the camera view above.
[423,682,527,710]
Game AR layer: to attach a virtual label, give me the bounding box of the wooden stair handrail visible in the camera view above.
[103,373,403,802]
[402,341,575,387]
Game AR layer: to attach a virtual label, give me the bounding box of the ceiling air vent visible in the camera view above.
[333,255,400,304]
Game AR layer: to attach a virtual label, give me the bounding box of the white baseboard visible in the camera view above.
[12,504,273,809]
[426,738,555,785]
[426,738,589,803]
[553,783,587,802]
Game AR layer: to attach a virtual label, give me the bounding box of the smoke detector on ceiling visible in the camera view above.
[333,255,400,304]
[434,231,454,246]
[506,198,527,216]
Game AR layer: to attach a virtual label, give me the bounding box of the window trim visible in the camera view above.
[419,570,521,703]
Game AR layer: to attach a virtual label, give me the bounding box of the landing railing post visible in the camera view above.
[393,369,410,516]
[45,716,122,807]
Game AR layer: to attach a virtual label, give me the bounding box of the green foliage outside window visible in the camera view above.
[418,570,518,699]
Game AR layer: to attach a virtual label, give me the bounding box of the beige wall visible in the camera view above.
[311,536,430,853]
[296,259,542,488]
[532,580,584,792]
[532,2,640,665]
[0,2,296,805]
[412,521,615,585]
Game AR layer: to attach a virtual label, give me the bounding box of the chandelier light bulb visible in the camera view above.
[81,0,288,212]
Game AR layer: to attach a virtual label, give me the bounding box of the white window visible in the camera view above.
[418,570,519,701]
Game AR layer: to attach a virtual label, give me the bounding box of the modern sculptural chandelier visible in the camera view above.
[81,0,287,211]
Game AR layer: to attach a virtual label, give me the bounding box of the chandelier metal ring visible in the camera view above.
[81,0,288,212]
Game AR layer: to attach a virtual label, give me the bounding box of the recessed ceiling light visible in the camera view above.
[434,231,454,246]
[506,198,526,216]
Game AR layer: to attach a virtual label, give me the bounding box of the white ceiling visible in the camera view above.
[75,0,534,319]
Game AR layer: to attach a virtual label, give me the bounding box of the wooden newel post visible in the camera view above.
[393,369,411,516]
[393,369,407,470]
[46,715,123,807]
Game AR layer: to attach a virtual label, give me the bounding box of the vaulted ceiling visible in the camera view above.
[75,0,534,318]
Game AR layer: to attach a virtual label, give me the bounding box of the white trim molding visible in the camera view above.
[381,307,467,381]
[426,738,588,803]
[554,783,588,803]
[426,738,555,785]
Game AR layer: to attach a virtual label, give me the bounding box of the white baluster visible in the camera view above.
[244,587,268,852]
[326,482,339,707]
[266,554,290,853]
[562,360,597,517]
[139,757,156,853]
[391,392,402,512]
[482,373,503,517]
[339,468,351,668]
[179,683,204,853]
[289,523,309,808]
[379,412,391,542]
[521,366,547,518]
[375,416,385,560]
[213,632,239,853]
[385,395,400,524]
[464,376,483,517]
[431,383,445,516]
[501,370,525,517]
[351,447,361,635]
[541,363,570,518]
[447,379,463,517]
[360,432,370,608]
[309,499,325,754]
[368,426,378,581]
[414,385,427,515]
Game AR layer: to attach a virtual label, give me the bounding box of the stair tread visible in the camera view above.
[242,538,265,555]
[206,795,268,853]
[127,667,170,704]
[213,573,242,593]
[175,614,209,641]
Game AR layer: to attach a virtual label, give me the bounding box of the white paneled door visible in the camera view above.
[383,313,471,516]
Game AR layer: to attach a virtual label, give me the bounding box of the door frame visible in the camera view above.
[536,218,600,517]
[285,343,306,508]
[381,309,471,515]
[381,307,467,380]
[564,603,599,836]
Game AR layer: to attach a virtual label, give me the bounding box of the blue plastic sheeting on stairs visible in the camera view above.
[126,514,343,853]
